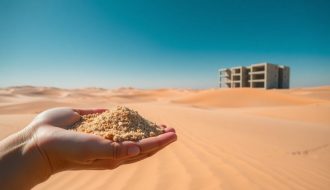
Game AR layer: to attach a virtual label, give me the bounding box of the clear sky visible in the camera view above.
[1,0,329,88]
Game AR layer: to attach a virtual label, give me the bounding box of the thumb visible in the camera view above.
[83,137,141,159]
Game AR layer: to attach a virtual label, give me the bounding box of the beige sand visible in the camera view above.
[0,86,329,190]
[71,106,164,142]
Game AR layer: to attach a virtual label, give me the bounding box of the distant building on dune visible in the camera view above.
[219,62,290,89]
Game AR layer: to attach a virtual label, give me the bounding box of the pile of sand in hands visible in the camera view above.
[71,106,164,142]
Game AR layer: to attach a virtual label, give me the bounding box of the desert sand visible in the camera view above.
[0,86,329,190]
[72,106,164,141]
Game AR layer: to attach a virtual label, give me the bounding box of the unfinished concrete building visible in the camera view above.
[219,63,290,89]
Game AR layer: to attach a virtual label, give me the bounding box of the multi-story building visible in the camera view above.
[219,63,290,89]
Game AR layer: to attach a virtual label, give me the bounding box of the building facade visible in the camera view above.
[219,63,290,89]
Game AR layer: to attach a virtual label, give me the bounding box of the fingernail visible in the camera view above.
[128,146,140,156]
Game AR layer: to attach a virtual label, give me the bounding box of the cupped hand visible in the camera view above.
[28,107,177,174]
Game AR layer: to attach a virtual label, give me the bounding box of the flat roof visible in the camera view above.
[219,63,289,71]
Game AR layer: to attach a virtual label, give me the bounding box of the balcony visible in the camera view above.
[251,65,265,72]
[251,73,265,80]
[232,75,241,81]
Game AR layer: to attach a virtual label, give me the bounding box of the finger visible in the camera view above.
[84,132,177,169]
[67,149,159,170]
[81,137,141,160]
[121,150,159,165]
[73,108,108,116]
[65,131,141,161]
[164,127,176,133]
[158,124,176,133]
[138,132,177,153]
[85,154,150,169]
[63,160,116,170]
[85,150,157,170]
[124,149,158,162]
[67,132,175,170]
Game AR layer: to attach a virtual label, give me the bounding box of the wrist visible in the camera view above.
[0,127,52,190]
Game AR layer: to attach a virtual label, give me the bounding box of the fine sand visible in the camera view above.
[0,86,329,190]
[72,106,164,142]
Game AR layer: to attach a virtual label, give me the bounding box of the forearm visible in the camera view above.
[0,128,51,190]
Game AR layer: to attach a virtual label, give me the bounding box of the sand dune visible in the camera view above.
[0,86,329,190]
[173,88,324,108]
[287,86,330,101]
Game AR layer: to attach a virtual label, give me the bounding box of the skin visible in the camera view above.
[0,107,177,190]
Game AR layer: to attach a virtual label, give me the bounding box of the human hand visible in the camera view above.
[30,107,177,173]
[0,107,176,190]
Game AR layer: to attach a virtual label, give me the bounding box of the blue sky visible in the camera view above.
[0,0,329,88]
